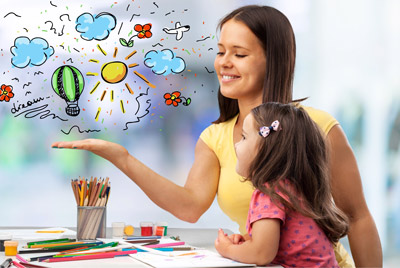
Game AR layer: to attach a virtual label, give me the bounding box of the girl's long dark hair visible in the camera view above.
[214,5,296,123]
[247,103,349,243]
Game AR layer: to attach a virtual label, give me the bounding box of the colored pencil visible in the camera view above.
[58,242,118,255]
[28,238,75,246]
[11,261,25,268]
[29,241,99,248]
[124,236,162,240]
[74,177,111,240]
[35,230,65,233]
[16,254,28,263]
[124,239,159,244]
[43,242,103,250]
[43,254,114,263]
[20,263,49,268]
[122,246,197,252]
[146,241,186,248]
[124,247,173,252]
[18,249,65,254]
[61,243,134,255]
[19,247,94,254]
[131,244,171,256]
[142,240,160,246]
[42,250,138,263]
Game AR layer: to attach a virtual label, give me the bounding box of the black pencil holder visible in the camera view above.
[77,206,106,241]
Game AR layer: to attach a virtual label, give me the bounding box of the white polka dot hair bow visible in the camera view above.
[259,120,280,138]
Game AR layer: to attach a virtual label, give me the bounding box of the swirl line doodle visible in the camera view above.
[123,88,151,130]
[61,125,101,135]
[13,104,68,121]
[23,82,32,88]
[59,14,71,22]
[4,12,21,18]
[205,67,214,74]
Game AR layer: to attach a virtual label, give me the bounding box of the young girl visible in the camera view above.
[215,102,349,267]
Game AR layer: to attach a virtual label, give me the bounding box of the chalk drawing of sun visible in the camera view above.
[86,45,156,122]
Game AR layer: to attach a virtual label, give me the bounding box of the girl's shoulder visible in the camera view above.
[301,105,339,135]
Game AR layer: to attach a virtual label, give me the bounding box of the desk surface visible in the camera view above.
[0,227,234,267]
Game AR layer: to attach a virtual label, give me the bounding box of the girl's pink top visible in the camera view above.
[247,188,339,268]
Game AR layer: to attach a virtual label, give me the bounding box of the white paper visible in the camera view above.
[1,227,76,240]
[130,249,256,268]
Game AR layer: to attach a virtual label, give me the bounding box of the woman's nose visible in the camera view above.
[218,54,233,68]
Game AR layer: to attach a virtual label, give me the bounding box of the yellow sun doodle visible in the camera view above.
[101,61,127,84]
[86,45,155,117]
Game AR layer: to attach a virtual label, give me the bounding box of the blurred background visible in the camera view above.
[0,0,399,266]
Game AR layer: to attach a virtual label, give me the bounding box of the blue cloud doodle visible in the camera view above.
[144,49,186,76]
[75,12,116,41]
[10,37,54,68]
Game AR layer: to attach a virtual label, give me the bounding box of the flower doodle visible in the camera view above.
[0,84,15,102]
[164,91,191,107]
[135,24,152,39]
[120,23,152,47]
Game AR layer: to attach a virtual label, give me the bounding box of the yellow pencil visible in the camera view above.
[35,230,65,233]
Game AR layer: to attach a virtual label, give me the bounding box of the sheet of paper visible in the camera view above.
[0,227,76,240]
[130,249,256,268]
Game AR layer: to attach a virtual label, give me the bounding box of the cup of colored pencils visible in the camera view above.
[71,177,111,240]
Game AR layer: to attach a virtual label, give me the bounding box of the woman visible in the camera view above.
[52,5,382,267]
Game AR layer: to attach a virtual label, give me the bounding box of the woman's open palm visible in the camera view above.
[51,139,128,165]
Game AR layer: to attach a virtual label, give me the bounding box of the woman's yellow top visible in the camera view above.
[200,105,355,267]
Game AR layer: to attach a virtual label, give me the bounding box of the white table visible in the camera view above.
[0,227,232,267]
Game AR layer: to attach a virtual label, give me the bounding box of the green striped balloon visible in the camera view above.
[51,65,85,116]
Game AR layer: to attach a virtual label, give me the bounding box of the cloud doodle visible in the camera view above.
[10,37,54,68]
[144,49,186,76]
[75,12,116,41]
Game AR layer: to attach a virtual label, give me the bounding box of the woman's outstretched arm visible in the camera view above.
[51,138,220,222]
[327,125,382,267]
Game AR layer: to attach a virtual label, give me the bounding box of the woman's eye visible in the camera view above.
[216,52,225,56]
[236,54,247,58]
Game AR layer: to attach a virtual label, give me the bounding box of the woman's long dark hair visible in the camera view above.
[214,5,296,123]
[247,103,349,243]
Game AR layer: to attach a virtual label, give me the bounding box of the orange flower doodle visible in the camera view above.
[164,91,182,107]
[134,24,152,39]
[0,84,14,102]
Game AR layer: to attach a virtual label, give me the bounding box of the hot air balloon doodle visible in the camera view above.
[51,65,85,116]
